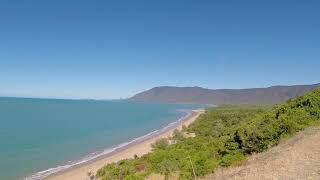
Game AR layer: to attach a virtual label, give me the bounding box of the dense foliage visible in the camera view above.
[97,89,320,180]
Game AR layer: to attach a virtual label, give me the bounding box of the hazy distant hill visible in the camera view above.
[129,83,320,105]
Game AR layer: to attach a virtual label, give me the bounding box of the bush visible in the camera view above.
[151,138,169,151]
[220,150,245,167]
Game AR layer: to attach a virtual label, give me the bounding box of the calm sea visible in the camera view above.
[0,97,206,180]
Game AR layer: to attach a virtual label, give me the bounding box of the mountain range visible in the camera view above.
[129,83,320,105]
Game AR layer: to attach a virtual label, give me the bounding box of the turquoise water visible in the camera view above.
[0,97,205,180]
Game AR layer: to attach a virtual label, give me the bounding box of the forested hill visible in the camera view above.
[129,83,320,105]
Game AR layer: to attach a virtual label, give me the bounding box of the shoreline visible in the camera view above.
[34,109,204,180]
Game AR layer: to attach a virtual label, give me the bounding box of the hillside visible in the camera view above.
[97,88,320,180]
[207,127,320,180]
[129,83,320,105]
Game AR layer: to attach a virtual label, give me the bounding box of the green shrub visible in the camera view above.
[151,138,169,150]
[220,150,245,167]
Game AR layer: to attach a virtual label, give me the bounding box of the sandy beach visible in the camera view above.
[45,109,204,180]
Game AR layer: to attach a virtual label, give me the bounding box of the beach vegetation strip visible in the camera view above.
[97,88,320,180]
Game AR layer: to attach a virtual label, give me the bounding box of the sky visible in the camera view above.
[0,0,320,99]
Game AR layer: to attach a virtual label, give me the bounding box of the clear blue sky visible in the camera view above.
[1,0,319,99]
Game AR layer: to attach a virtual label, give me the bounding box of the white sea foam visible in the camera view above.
[25,110,192,180]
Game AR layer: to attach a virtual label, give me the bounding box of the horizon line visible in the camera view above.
[1,82,319,101]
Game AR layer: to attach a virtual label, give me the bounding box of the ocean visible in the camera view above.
[0,97,206,180]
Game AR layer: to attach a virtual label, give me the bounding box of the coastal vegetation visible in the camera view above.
[97,89,320,180]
